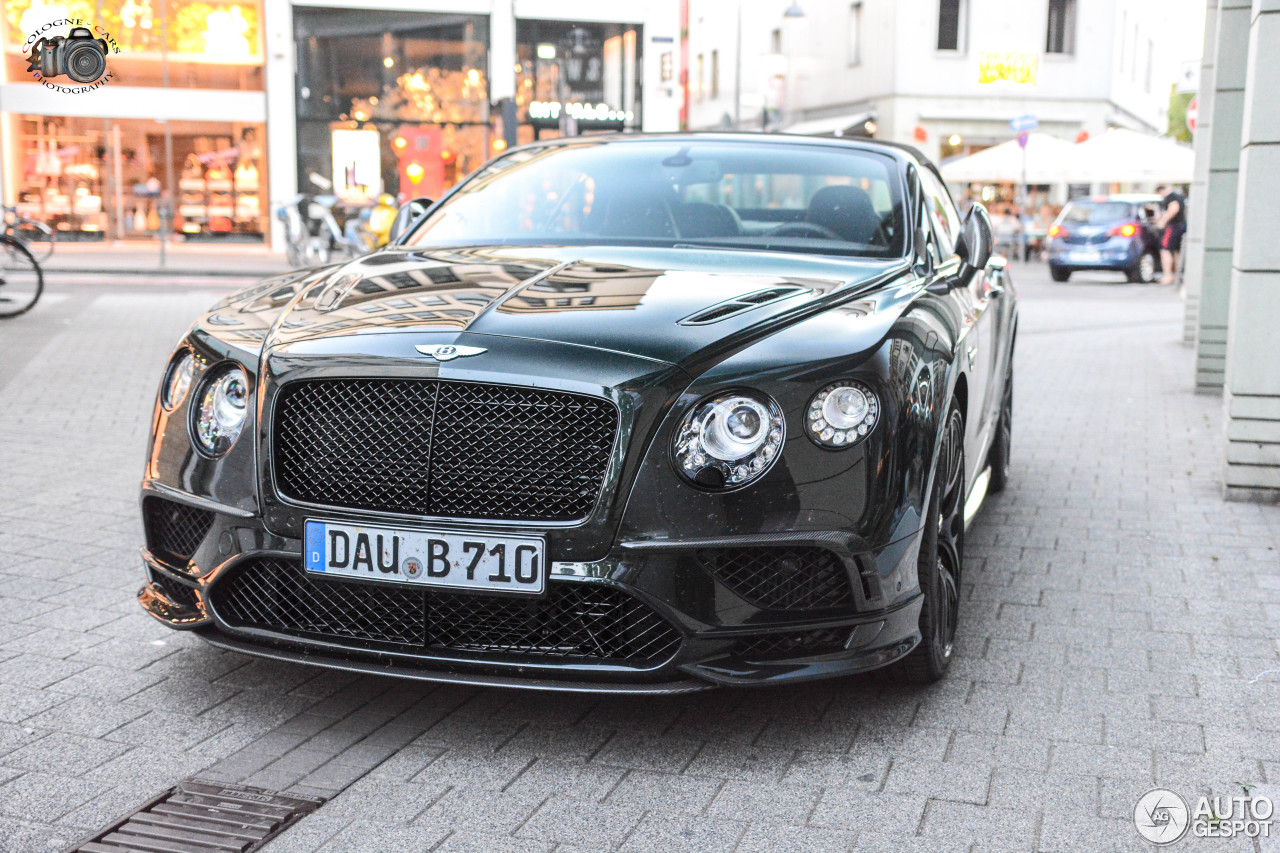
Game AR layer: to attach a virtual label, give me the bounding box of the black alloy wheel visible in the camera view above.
[987,361,1013,493]
[896,401,965,683]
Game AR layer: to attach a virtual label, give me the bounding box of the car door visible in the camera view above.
[919,168,999,484]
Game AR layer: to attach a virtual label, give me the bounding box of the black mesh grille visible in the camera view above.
[148,567,200,611]
[697,547,855,610]
[272,379,618,522]
[210,558,682,666]
[733,627,851,661]
[143,497,215,567]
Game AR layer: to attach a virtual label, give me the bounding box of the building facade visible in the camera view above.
[686,0,1178,162]
[0,0,681,250]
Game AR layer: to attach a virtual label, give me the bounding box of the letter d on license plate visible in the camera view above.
[304,520,545,595]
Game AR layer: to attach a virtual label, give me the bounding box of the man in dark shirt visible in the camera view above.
[1155,184,1187,285]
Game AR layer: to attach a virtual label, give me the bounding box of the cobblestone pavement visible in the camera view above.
[1,266,1278,853]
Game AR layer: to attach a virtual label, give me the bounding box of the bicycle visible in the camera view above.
[0,235,44,318]
[2,205,56,263]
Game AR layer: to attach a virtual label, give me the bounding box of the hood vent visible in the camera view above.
[679,285,810,326]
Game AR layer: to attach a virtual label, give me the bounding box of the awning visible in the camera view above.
[782,111,875,137]
[940,133,1077,184]
[1067,128,1194,184]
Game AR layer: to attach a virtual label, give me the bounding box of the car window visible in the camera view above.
[917,168,960,258]
[405,140,907,259]
[1060,201,1130,224]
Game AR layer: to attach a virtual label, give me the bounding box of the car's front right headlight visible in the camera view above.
[673,391,785,490]
[193,366,249,456]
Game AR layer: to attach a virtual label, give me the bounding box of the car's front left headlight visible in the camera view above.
[193,366,249,455]
[673,391,785,489]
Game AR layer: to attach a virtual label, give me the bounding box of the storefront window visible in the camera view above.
[294,8,490,204]
[9,114,267,241]
[4,0,263,90]
[515,20,642,140]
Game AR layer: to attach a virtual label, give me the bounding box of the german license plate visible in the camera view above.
[1072,249,1101,263]
[303,520,545,595]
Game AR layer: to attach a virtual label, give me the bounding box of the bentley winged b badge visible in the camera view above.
[415,344,487,361]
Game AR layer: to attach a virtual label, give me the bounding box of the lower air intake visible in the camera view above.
[696,546,855,611]
[210,557,682,667]
[143,496,215,568]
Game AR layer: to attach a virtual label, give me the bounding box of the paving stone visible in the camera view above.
[3,732,130,775]
[435,830,555,853]
[0,772,109,822]
[516,796,645,848]
[315,818,449,852]
[604,769,723,817]
[705,779,822,823]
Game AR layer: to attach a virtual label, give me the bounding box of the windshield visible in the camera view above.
[1060,201,1131,225]
[403,139,907,258]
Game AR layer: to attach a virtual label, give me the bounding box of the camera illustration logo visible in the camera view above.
[1134,789,1190,845]
[23,19,117,92]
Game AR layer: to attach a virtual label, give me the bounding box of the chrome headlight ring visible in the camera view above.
[806,380,880,449]
[191,364,250,456]
[673,391,785,490]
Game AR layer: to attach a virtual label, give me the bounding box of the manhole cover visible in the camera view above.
[67,779,324,852]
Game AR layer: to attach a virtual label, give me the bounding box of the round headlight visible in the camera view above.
[807,381,879,448]
[194,366,249,455]
[674,392,785,489]
[162,351,195,410]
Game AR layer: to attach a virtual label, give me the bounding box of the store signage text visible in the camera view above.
[978,52,1038,85]
[527,101,633,128]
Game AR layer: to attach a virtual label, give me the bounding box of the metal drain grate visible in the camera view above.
[68,779,323,852]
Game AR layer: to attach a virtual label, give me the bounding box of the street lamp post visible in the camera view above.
[782,2,804,130]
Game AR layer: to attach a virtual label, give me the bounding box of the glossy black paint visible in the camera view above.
[138,134,1018,690]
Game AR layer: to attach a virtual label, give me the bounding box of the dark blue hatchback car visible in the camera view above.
[1047,194,1163,283]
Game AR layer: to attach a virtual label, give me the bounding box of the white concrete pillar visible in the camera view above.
[1193,0,1252,390]
[1221,0,1280,502]
[489,0,516,103]
[1182,0,1219,346]
[263,0,297,254]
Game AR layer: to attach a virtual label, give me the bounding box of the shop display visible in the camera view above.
[10,117,266,242]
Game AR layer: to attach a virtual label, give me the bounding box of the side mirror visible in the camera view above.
[387,197,434,244]
[954,203,993,285]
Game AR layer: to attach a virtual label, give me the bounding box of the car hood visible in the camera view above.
[201,246,909,370]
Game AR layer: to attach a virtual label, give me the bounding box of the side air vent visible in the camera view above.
[679,285,810,326]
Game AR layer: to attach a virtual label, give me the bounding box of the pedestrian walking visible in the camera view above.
[1155,183,1186,285]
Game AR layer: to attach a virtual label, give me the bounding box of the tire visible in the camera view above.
[986,359,1013,494]
[895,401,965,683]
[1126,252,1156,283]
[0,236,44,318]
[1049,265,1071,282]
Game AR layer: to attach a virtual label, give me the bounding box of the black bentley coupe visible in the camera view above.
[138,134,1016,692]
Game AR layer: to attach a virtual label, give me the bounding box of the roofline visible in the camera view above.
[501,130,938,171]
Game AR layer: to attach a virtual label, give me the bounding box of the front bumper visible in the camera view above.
[139,488,925,691]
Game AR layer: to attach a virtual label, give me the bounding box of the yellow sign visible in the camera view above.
[979,52,1038,85]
